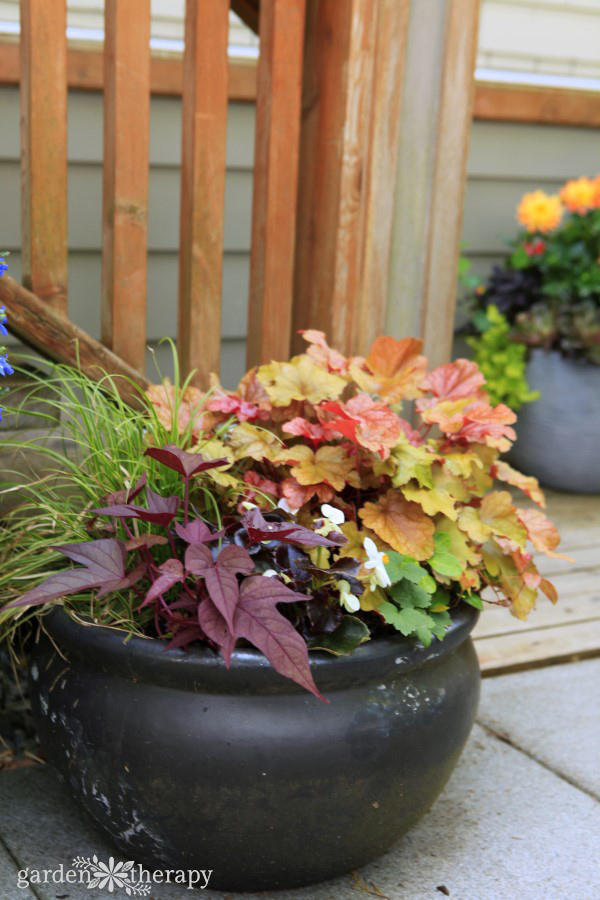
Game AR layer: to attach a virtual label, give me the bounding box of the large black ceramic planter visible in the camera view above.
[508,349,600,493]
[29,605,480,892]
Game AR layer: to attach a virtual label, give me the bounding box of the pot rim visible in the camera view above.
[36,604,479,695]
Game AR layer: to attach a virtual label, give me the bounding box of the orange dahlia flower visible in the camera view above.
[517,190,563,233]
[560,176,598,214]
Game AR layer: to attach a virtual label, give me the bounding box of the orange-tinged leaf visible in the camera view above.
[518,508,573,560]
[403,484,458,521]
[336,521,384,561]
[482,541,538,620]
[257,356,346,407]
[228,422,280,462]
[146,382,212,437]
[419,358,486,403]
[280,477,334,510]
[459,491,527,547]
[494,460,546,508]
[283,445,358,492]
[351,337,427,404]
[359,585,387,612]
[320,394,402,459]
[540,577,558,605]
[359,489,435,560]
[300,330,351,374]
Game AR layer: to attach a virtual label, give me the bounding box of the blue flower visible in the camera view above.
[0,259,8,277]
[0,355,14,376]
[0,323,8,337]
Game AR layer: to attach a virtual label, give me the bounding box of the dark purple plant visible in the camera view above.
[11,445,355,701]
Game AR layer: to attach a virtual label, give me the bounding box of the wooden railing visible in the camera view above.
[1,0,483,397]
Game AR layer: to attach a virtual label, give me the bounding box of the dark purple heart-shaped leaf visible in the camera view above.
[164,625,206,651]
[103,474,147,506]
[185,544,253,631]
[91,502,177,527]
[146,487,181,517]
[53,540,127,578]
[175,519,224,544]
[198,596,236,663]
[144,444,229,478]
[235,576,326,702]
[97,562,147,598]
[242,507,346,549]
[8,539,128,609]
[125,534,168,552]
[141,559,184,607]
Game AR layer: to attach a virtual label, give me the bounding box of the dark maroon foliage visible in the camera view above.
[13,445,342,700]
[242,507,347,548]
[144,444,228,478]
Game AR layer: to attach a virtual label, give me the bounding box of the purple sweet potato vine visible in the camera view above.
[11,446,344,701]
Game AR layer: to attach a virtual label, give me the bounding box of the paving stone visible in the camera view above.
[0,838,36,898]
[477,658,600,799]
[0,722,598,900]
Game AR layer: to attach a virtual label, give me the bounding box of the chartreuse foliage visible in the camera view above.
[0,332,570,700]
[467,305,539,409]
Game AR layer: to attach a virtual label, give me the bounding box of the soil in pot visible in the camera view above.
[29,605,480,892]
[508,349,600,494]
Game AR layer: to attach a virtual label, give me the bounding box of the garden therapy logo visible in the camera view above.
[16,855,213,892]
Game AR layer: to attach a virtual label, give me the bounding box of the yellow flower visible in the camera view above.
[560,176,598,214]
[516,190,563,233]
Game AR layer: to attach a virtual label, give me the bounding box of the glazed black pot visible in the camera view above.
[508,349,600,493]
[29,605,480,892]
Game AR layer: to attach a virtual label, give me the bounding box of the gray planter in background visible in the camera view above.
[508,349,600,494]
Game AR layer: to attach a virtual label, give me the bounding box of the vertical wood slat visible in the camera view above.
[349,0,409,354]
[178,0,229,386]
[20,0,68,314]
[292,0,407,357]
[419,0,481,368]
[386,0,481,368]
[246,0,306,369]
[101,0,150,373]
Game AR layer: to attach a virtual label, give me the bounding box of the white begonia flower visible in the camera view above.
[363,537,391,589]
[336,580,360,613]
[320,503,345,529]
[277,498,299,515]
[262,569,278,578]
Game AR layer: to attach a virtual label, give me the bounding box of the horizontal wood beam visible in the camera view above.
[2,40,598,127]
[0,40,256,101]
[0,275,150,408]
[473,82,600,128]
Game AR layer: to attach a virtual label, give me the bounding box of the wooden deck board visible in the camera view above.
[474,490,600,675]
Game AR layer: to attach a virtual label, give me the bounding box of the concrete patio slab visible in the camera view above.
[478,658,600,800]
[0,840,36,898]
[0,719,598,900]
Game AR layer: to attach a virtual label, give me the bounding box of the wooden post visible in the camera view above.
[386,0,481,367]
[0,275,150,408]
[101,0,150,374]
[292,0,409,357]
[177,0,229,386]
[19,0,68,314]
[246,0,306,368]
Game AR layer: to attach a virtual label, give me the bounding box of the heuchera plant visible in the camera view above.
[470,174,600,366]
[12,334,571,700]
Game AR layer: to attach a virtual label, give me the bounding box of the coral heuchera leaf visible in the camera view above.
[144,444,229,478]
